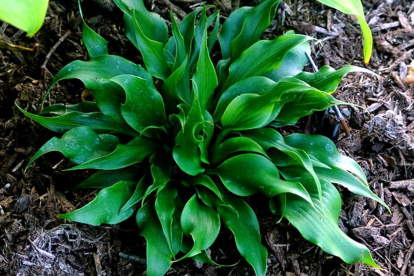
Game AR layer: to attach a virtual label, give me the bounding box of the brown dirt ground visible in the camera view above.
[1,0,414,275]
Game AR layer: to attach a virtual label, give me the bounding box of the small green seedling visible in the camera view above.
[19,0,385,275]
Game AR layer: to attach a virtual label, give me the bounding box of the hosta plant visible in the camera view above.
[20,0,387,275]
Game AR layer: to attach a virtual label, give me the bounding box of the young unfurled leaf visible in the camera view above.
[316,0,372,64]
[60,180,137,225]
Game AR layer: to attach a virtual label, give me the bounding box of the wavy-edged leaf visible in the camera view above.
[284,133,368,185]
[110,75,166,134]
[316,0,372,64]
[242,128,322,198]
[295,65,374,93]
[264,41,310,82]
[213,76,276,122]
[76,166,141,189]
[274,90,343,127]
[0,0,48,36]
[137,201,172,276]
[217,193,267,276]
[17,104,137,136]
[60,180,136,225]
[113,0,168,44]
[211,137,267,166]
[222,34,312,90]
[66,136,157,171]
[177,195,220,260]
[183,174,223,201]
[27,126,119,169]
[283,180,379,267]
[155,185,183,256]
[47,55,154,121]
[230,0,280,61]
[173,86,205,176]
[212,153,312,203]
[78,0,108,58]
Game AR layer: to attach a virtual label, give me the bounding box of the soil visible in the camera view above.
[1,0,414,275]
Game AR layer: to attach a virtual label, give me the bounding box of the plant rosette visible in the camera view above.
[19,0,387,275]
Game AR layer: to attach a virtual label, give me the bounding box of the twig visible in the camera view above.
[41,30,72,77]
[119,252,146,265]
[155,0,187,19]
[400,242,414,276]
[382,50,413,73]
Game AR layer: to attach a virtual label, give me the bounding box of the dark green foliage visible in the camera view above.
[21,1,385,275]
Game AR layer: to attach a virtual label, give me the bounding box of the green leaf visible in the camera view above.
[221,93,275,131]
[177,195,220,260]
[220,78,322,131]
[59,180,136,226]
[284,134,368,185]
[189,7,208,70]
[137,202,172,276]
[155,185,183,256]
[207,11,220,53]
[264,41,310,82]
[274,90,343,126]
[47,55,154,121]
[113,0,168,44]
[66,136,157,171]
[122,173,152,211]
[213,76,276,122]
[131,10,170,79]
[163,56,191,109]
[217,193,267,276]
[199,112,214,165]
[230,0,280,61]
[211,137,267,166]
[27,126,119,169]
[316,0,372,64]
[78,0,108,58]
[183,174,223,201]
[76,166,141,189]
[0,0,48,36]
[242,128,322,198]
[222,34,312,90]
[142,153,173,204]
[110,75,166,134]
[170,12,187,71]
[17,104,137,136]
[173,86,205,176]
[295,65,374,93]
[193,26,218,111]
[219,7,252,60]
[283,180,379,267]
[212,153,312,203]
